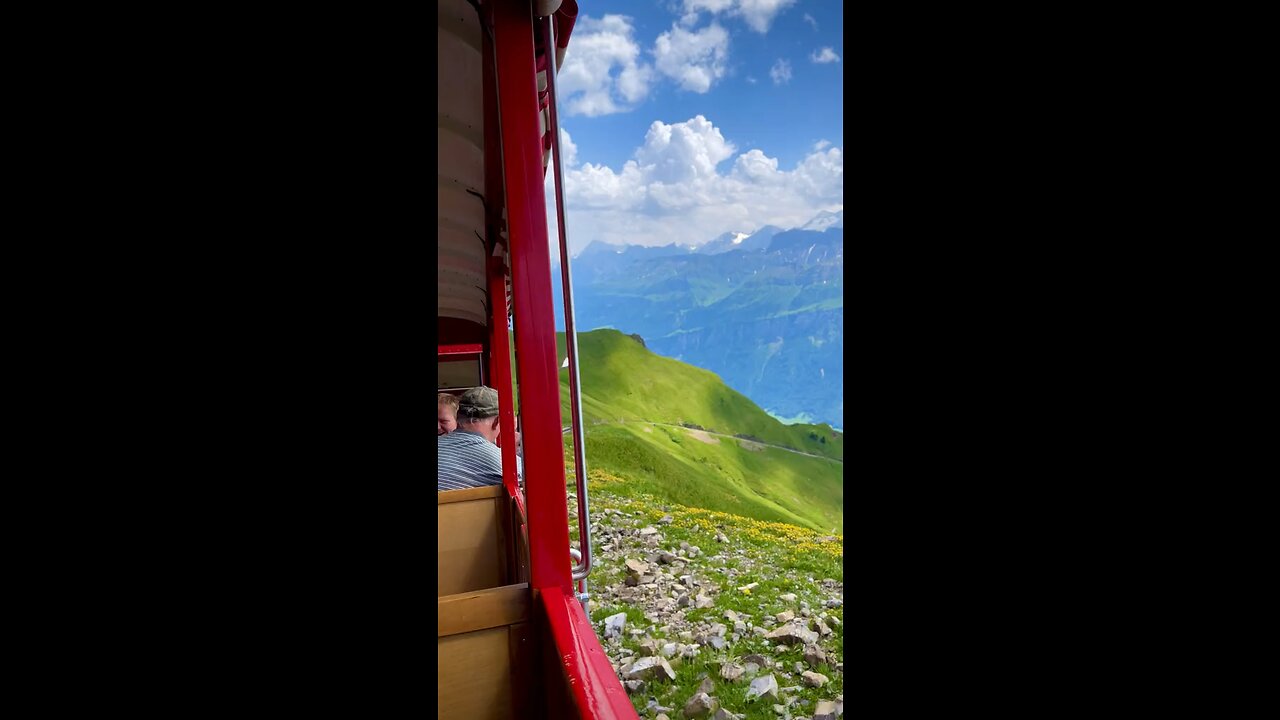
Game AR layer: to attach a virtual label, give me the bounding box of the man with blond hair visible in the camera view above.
[437,392,459,436]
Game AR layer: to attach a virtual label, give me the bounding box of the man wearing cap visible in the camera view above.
[438,386,522,491]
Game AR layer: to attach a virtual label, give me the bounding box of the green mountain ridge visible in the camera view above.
[556,329,843,533]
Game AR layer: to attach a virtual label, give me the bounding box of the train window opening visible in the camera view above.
[438,358,482,391]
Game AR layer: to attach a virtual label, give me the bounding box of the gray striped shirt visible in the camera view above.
[438,430,522,491]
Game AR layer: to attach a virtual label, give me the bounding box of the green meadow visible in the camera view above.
[551,329,843,533]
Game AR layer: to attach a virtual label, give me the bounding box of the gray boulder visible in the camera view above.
[683,692,718,718]
[746,674,779,701]
[623,656,676,682]
[603,612,626,639]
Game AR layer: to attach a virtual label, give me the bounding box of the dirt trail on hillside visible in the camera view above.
[614,420,843,463]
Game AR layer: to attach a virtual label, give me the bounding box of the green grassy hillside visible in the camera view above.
[555,329,843,532]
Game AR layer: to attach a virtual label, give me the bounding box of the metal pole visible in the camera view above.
[541,15,592,592]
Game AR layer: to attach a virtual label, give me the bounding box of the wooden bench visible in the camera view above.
[438,487,534,719]
[438,485,512,596]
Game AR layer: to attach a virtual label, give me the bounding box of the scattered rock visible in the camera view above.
[659,514,673,524]
[695,593,715,609]
[776,611,795,623]
[624,679,644,694]
[697,676,715,695]
[713,709,741,720]
[801,671,829,688]
[804,645,827,668]
[603,613,626,639]
[683,692,717,718]
[623,656,676,682]
[812,699,839,720]
[640,526,660,536]
[744,662,760,674]
[765,624,818,646]
[779,593,798,603]
[738,582,759,592]
[720,663,745,682]
[746,674,779,701]
[743,654,770,666]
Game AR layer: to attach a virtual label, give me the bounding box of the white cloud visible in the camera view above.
[803,12,818,30]
[810,47,841,64]
[737,0,797,32]
[559,128,578,167]
[813,139,831,151]
[685,0,736,12]
[732,149,780,182]
[681,0,796,33]
[554,114,843,255]
[770,58,792,85]
[654,23,730,93]
[557,15,654,117]
[746,75,757,84]
[635,115,736,183]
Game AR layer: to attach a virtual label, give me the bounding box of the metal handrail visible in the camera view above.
[542,14,592,587]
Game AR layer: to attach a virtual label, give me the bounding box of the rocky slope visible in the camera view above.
[574,473,844,720]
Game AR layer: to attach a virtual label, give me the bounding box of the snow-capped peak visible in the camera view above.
[731,232,749,245]
[800,210,844,232]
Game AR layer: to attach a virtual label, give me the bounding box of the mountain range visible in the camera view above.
[554,211,843,428]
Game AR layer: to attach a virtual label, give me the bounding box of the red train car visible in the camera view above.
[437,1,637,718]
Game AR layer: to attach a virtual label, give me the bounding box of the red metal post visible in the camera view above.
[493,0,572,594]
[482,0,519,499]
[542,586,641,720]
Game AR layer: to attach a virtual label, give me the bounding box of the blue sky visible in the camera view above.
[549,0,844,256]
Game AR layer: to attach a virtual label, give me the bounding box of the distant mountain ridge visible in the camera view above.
[555,211,844,427]
[799,209,843,232]
[692,225,783,255]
